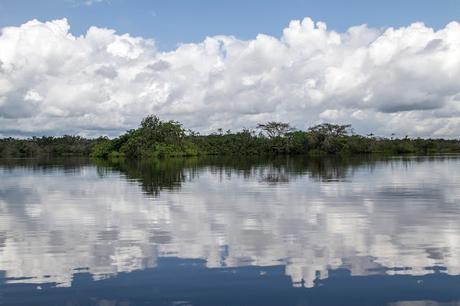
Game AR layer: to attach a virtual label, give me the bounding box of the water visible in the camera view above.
[1,155,460,305]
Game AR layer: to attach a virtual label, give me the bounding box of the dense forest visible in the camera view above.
[1,115,460,158]
[0,135,95,157]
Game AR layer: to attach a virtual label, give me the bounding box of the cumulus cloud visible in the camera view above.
[1,18,460,137]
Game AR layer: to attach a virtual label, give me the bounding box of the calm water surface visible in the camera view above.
[1,155,460,305]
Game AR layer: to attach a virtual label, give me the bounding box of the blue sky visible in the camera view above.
[1,0,460,50]
[1,1,460,137]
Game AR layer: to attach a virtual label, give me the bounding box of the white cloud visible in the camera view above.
[73,0,109,6]
[1,18,460,137]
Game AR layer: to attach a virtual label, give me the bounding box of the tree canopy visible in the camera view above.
[257,122,294,138]
[1,115,460,159]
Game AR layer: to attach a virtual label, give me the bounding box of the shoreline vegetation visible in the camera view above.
[1,115,460,159]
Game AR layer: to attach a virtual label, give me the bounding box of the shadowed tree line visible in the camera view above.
[91,115,460,158]
[1,115,460,158]
[0,135,95,158]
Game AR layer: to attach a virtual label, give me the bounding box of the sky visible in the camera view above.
[1,0,460,137]
[2,0,460,50]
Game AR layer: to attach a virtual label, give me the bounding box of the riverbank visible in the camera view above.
[2,115,460,159]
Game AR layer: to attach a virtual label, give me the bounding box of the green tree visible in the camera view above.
[257,121,294,138]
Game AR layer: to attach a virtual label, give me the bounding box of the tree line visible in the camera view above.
[0,135,94,157]
[1,115,460,158]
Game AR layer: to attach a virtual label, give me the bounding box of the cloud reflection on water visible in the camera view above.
[0,156,460,288]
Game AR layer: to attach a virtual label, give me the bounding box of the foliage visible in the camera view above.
[257,122,294,138]
[91,115,199,159]
[2,117,460,159]
[0,135,96,158]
